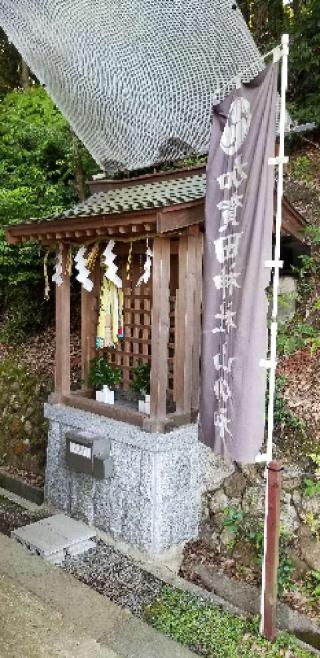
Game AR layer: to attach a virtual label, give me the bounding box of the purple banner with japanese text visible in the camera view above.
[199,64,278,464]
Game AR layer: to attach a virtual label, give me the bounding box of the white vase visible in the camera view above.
[96,385,114,405]
[138,394,150,415]
[144,394,150,415]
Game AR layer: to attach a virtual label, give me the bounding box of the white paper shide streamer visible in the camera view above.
[136,243,153,287]
[74,246,94,292]
[103,241,122,288]
[52,247,63,287]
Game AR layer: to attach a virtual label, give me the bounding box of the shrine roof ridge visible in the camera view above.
[5,170,306,245]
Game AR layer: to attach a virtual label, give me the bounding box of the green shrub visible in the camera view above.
[88,355,122,390]
[131,362,150,396]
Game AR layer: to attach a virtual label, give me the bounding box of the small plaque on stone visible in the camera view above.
[66,432,94,475]
[69,441,92,459]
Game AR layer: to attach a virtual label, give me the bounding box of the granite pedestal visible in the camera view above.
[44,404,199,556]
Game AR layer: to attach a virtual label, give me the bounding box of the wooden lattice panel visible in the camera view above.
[106,254,152,388]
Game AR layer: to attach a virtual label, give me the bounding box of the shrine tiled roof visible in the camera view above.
[6,169,307,245]
[44,173,207,223]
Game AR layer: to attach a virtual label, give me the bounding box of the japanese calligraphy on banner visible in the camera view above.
[199,64,278,464]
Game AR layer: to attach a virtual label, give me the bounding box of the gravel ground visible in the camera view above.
[0,465,44,489]
[0,494,163,618]
[0,495,49,536]
[63,540,163,617]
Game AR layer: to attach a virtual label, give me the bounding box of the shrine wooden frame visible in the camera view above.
[6,183,305,434]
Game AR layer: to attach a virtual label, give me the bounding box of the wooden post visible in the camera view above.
[122,261,132,390]
[174,235,197,416]
[191,233,203,414]
[150,238,170,421]
[261,461,282,640]
[55,243,70,398]
[81,254,100,388]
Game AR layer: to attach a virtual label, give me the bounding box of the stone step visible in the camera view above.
[12,513,96,564]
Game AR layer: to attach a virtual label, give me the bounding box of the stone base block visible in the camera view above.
[44,403,199,556]
[12,513,96,564]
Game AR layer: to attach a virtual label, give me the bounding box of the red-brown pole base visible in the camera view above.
[261,461,283,641]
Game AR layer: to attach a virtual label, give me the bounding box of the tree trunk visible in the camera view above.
[20,59,30,90]
[237,0,251,23]
[71,130,86,202]
[291,0,301,19]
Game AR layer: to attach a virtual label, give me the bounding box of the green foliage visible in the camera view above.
[302,469,320,538]
[0,358,49,471]
[304,511,320,541]
[278,552,295,595]
[0,85,98,325]
[0,284,54,343]
[277,227,320,353]
[237,1,320,128]
[306,225,320,246]
[0,28,22,96]
[303,570,320,606]
[303,479,320,498]
[272,375,305,432]
[277,322,319,356]
[144,585,313,658]
[222,506,244,547]
[88,355,122,391]
[223,506,295,595]
[304,453,320,497]
[290,155,313,184]
[131,362,151,396]
[291,227,320,316]
[288,0,320,126]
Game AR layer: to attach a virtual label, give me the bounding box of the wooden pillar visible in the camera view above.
[261,461,282,640]
[150,238,170,421]
[55,243,70,398]
[174,235,197,416]
[81,255,101,388]
[122,261,131,390]
[191,233,203,414]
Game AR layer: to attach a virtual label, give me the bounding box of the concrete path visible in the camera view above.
[0,534,197,658]
[0,573,117,658]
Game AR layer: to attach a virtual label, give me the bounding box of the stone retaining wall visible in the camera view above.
[199,446,320,573]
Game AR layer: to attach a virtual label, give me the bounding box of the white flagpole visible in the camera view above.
[266,33,289,463]
[260,33,289,639]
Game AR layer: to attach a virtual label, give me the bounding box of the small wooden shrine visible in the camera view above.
[6,166,306,434]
